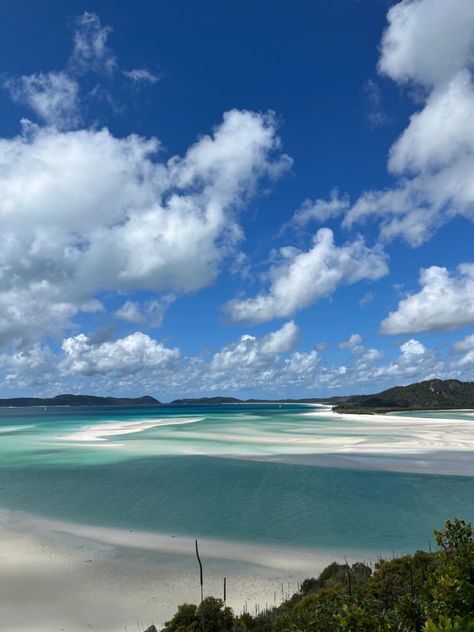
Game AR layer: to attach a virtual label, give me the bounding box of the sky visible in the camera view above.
[0,0,473,400]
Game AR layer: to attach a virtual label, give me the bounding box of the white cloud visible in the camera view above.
[339,0,474,246]
[388,71,474,175]
[450,334,474,366]
[70,12,117,74]
[0,325,469,399]
[115,296,175,327]
[337,334,383,371]
[5,72,80,129]
[282,350,318,376]
[225,228,388,324]
[357,347,384,367]
[0,109,287,347]
[344,73,474,245]
[400,338,426,356]
[123,69,160,84]
[211,321,299,372]
[452,333,474,354]
[339,334,362,350]
[0,284,102,348]
[458,351,474,367]
[292,189,350,225]
[204,321,322,392]
[0,344,55,390]
[378,0,474,87]
[60,332,179,376]
[381,264,474,334]
[367,338,439,385]
[260,320,299,354]
[115,301,144,324]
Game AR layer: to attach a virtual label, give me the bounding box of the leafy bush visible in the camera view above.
[159,518,474,632]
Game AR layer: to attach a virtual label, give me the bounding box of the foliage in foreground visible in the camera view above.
[147,519,474,632]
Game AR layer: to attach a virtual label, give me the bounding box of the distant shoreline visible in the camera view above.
[2,378,474,410]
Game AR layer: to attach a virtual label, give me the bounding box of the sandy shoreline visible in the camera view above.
[0,509,373,632]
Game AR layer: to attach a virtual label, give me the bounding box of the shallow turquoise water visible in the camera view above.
[0,403,473,554]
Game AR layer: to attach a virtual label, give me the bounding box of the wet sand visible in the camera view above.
[0,509,370,632]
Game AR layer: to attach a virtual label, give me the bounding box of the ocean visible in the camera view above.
[0,402,473,555]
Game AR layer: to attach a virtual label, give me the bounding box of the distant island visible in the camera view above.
[0,394,161,407]
[1,379,474,411]
[168,396,330,405]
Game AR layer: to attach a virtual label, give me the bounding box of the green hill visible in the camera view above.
[333,379,474,413]
[0,394,160,407]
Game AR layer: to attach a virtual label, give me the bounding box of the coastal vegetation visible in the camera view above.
[332,380,474,414]
[150,518,474,632]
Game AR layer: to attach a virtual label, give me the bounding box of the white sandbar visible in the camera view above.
[60,417,202,442]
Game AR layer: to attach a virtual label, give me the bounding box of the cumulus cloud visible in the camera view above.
[381,264,474,334]
[225,228,388,324]
[59,332,179,376]
[70,12,117,74]
[0,109,288,347]
[366,338,441,385]
[400,338,426,356]
[0,323,469,399]
[378,0,474,87]
[4,72,80,129]
[337,334,383,371]
[260,320,299,354]
[338,0,474,245]
[204,321,322,392]
[211,321,299,371]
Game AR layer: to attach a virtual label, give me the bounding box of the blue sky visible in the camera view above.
[0,0,473,400]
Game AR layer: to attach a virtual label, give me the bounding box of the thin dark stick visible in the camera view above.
[195,539,205,632]
[223,577,226,605]
[195,539,203,604]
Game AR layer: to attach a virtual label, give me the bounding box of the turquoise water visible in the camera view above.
[0,403,473,554]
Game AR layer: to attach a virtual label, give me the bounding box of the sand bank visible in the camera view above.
[238,449,474,476]
[59,417,202,442]
[51,407,474,476]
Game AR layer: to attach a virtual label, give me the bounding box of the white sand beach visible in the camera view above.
[0,509,364,632]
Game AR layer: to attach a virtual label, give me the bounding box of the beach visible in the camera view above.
[0,509,353,632]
